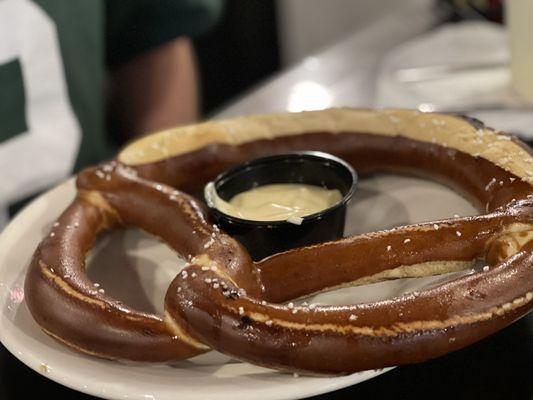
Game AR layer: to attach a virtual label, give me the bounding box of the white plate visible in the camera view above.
[0,174,477,400]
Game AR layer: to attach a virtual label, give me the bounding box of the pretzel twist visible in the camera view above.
[25,109,533,374]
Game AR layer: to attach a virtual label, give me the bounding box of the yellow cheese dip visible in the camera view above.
[206,183,342,224]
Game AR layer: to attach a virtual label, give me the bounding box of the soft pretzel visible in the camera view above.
[25,109,533,374]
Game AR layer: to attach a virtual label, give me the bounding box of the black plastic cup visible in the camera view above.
[204,151,357,261]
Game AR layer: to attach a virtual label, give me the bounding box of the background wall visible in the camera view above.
[277,0,434,65]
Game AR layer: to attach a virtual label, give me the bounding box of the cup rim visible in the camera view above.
[204,151,358,226]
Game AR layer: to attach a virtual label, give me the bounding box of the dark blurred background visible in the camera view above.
[194,0,280,115]
[193,0,505,116]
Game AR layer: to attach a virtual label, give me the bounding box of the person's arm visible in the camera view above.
[108,37,199,139]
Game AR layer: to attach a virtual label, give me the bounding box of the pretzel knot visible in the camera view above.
[25,109,533,375]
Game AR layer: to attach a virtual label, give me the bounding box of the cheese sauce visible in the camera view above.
[208,183,342,224]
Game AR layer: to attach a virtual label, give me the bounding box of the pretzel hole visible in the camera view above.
[287,261,484,307]
[344,174,478,235]
[301,273,465,306]
[86,229,187,314]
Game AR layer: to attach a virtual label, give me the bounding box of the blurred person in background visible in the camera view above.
[0,0,222,229]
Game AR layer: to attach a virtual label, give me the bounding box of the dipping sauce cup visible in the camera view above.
[204,151,357,261]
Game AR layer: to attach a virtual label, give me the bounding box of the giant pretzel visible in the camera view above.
[25,109,533,375]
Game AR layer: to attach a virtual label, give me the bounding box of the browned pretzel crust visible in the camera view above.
[25,109,533,374]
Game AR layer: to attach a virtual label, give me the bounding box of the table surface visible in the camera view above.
[216,1,437,118]
[1,2,532,399]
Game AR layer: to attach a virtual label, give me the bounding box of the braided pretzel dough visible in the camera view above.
[25,109,533,374]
